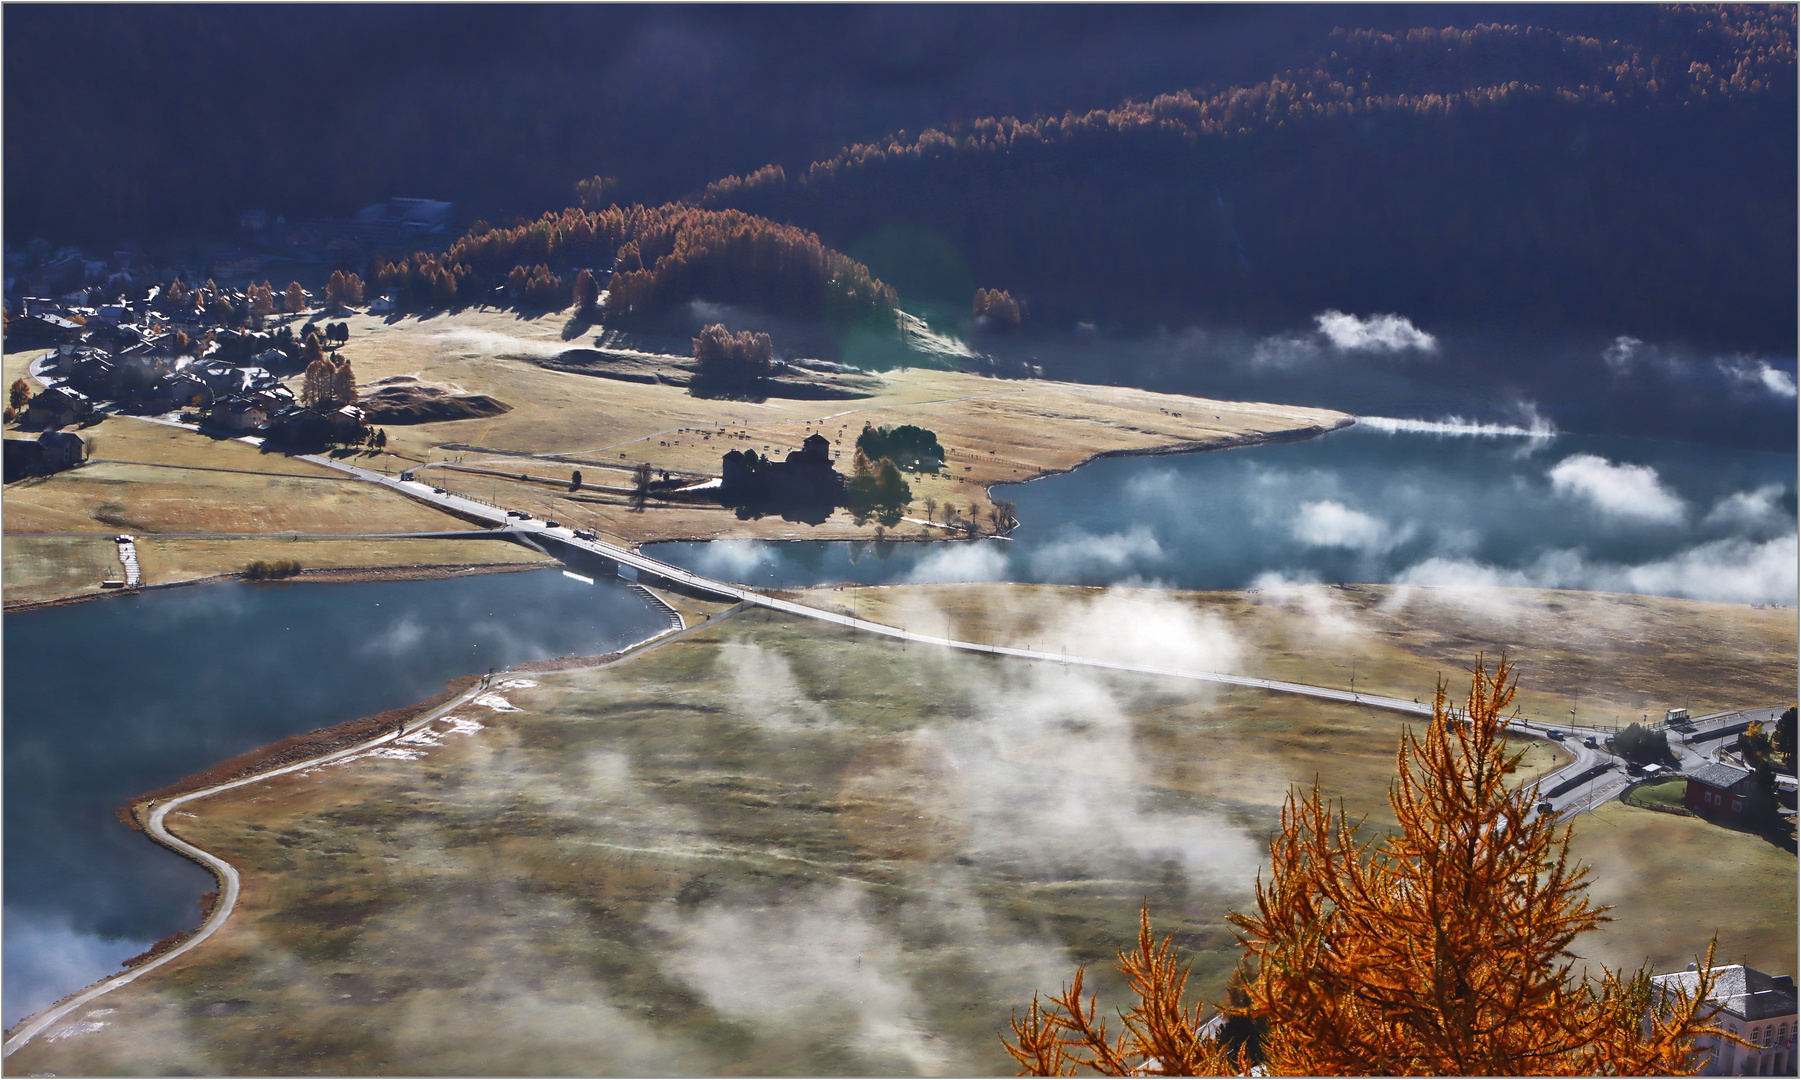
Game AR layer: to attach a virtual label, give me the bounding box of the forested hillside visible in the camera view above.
[696,7,1796,350]
[373,203,895,327]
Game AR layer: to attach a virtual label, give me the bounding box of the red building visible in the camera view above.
[1685,761,1755,818]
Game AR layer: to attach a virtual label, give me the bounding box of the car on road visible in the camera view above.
[1583,735,1598,748]
[574,529,597,541]
[432,487,446,494]
[544,521,562,528]
[1547,730,1565,741]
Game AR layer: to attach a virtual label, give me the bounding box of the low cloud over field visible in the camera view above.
[1396,534,1797,608]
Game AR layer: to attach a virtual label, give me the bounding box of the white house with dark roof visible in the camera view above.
[1653,963,1796,1075]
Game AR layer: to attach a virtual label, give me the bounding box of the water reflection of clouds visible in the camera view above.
[650,430,1798,605]
[2,908,144,1030]
[4,570,667,1028]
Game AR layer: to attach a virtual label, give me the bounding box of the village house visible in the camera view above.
[2,429,86,482]
[26,384,94,428]
[7,310,82,346]
[35,429,86,470]
[159,371,213,409]
[1653,963,1796,1076]
[1686,762,1757,818]
[208,396,270,432]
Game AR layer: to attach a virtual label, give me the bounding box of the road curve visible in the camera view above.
[0,603,751,1058]
[0,675,492,1056]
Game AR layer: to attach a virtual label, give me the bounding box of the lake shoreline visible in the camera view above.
[1,560,550,615]
[3,413,1355,607]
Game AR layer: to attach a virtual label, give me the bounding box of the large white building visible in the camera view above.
[1652,963,1796,1076]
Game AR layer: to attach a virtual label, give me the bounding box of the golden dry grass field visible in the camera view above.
[250,309,1346,547]
[5,314,1344,601]
[2,535,552,606]
[10,584,1791,1076]
[842,582,1799,730]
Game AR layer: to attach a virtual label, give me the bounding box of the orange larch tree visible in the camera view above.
[1005,657,1739,1076]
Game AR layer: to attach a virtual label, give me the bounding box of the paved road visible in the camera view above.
[301,453,1672,822]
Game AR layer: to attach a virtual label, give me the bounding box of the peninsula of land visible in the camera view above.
[4,308,1348,608]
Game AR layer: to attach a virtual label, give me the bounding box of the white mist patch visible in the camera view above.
[1314,310,1437,353]
[1014,586,1244,674]
[1250,572,1366,639]
[430,328,566,359]
[366,615,426,656]
[937,656,1263,885]
[376,892,692,1075]
[1248,332,1323,369]
[1602,335,1648,373]
[903,540,1010,583]
[693,538,777,581]
[1548,454,1685,523]
[715,639,835,729]
[655,884,943,1073]
[1027,527,1164,580]
[1123,465,1183,500]
[1396,533,1798,606]
[1705,483,1791,532]
[1290,500,1412,553]
[1358,414,1556,438]
[1717,356,1798,399]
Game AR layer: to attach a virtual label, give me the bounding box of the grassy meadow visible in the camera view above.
[12,583,1789,1075]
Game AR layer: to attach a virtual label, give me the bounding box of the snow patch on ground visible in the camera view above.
[473,693,522,712]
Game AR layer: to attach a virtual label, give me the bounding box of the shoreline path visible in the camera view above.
[4,410,1774,1055]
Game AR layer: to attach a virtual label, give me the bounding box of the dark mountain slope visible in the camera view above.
[697,8,1796,352]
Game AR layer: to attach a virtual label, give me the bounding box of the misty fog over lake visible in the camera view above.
[650,425,1798,607]
[2,570,665,1027]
